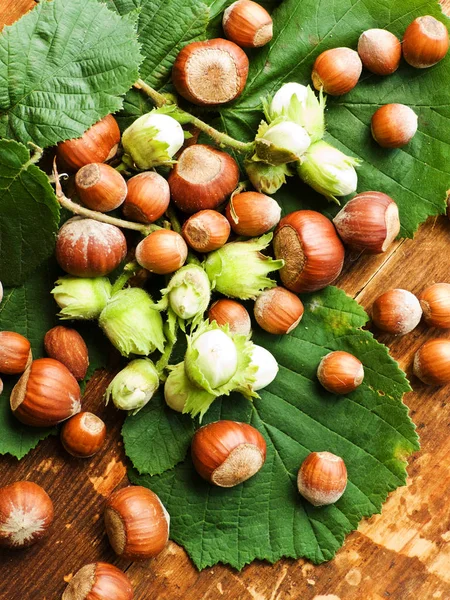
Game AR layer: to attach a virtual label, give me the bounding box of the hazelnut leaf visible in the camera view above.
[218,0,450,238]
[0,140,59,288]
[130,286,418,569]
[0,0,142,148]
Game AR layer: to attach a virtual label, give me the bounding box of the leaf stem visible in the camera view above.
[166,205,182,233]
[134,79,255,154]
[52,159,158,236]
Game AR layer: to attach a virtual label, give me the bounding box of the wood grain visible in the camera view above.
[1,2,450,599]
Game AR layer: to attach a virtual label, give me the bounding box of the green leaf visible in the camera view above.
[0,259,109,459]
[122,392,195,475]
[0,140,59,287]
[130,286,418,569]
[218,0,450,237]
[0,0,142,148]
[109,0,209,89]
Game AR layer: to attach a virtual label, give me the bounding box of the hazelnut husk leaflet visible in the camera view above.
[420,283,450,329]
[204,233,283,300]
[402,15,449,68]
[254,287,304,335]
[123,172,170,224]
[297,451,347,506]
[57,115,120,171]
[182,210,231,253]
[56,218,127,278]
[244,158,291,195]
[357,29,401,75]
[312,48,362,96]
[61,412,106,458]
[104,486,169,560]
[99,288,165,357]
[371,104,418,148]
[52,276,112,320]
[164,361,215,416]
[317,351,364,395]
[191,420,267,487]
[333,191,400,254]
[172,38,249,105]
[62,562,133,600]
[105,358,160,414]
[371,289,422,335]
[168,144,240,213]
[11,358,82,427]
[75,163,127,213]
[223,0,273,48]
[414,339,450,385]
[0,481,54,549]
[0,331,32,375]
[273,210,345,293]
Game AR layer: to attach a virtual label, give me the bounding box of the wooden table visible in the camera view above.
[1,2,450,599]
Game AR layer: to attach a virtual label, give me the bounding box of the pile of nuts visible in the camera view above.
[1,1,450,597]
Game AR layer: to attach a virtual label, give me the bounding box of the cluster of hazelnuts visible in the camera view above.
[312,15,449,149]
[372,284,450,386]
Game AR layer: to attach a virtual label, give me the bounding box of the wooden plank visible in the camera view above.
[1,2,450,599]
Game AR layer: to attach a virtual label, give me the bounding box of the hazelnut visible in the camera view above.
[372,289,422,335]
[297,451,347,506]
[0,331,32,375]
[0,481,54,548]
[135,229,188,275]
[208,299,251,335]
[62,562,133,600]
[44,326,89,380]
[191,420,267,487]
[61,412,106,458]
[226,191,281,236]
[182,210,231,253]
[413,339,450,385]
[312,48,362,95]
[123,172,170,224]
[223,0,273,48]
[357,29,401,75]
[403,15,449,68]
[104,486,169,560]
[317,351,364,394]
[56,218,127,277]
[420,283,450,329]
[75,163,127,212]
[254,287,304,335]
[172,39,249,105]
[371,104,418,148]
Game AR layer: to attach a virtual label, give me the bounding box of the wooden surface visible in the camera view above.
[1,2,450,599]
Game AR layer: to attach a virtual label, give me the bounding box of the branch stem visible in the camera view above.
[134,79,255,154]
[52,159,158,236]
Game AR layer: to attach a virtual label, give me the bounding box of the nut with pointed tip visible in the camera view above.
[317,351,364,395]
[135,229,188,275]
[75,163,127,213]
[0,481,54,549]
[61,412,106,458]
[56,218,127,277]
[371,104,418,148]
[372,289,422,335]
[62,562,133,600]
[11,358,81,427]
[168,145,240,213]
[254,287,304,335]
[297,451,347,506]
[333,191,400,254]
[208,299,251,335]
[357,29,401,75]
[223,0,273,48]
[123,172,170,224]
[413,339,450,385]
[191,420,267,487]
[0,331,32,375]
[57,115,121,171]
[273,210,345,293]
[226,191,281,237]
[172,38,249,105]
[403,15,449,68]
[104,486,169,560]
[420,283,450,329]
[44,326,89,380]
[182,210,231,253]
[312,48,362,96]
